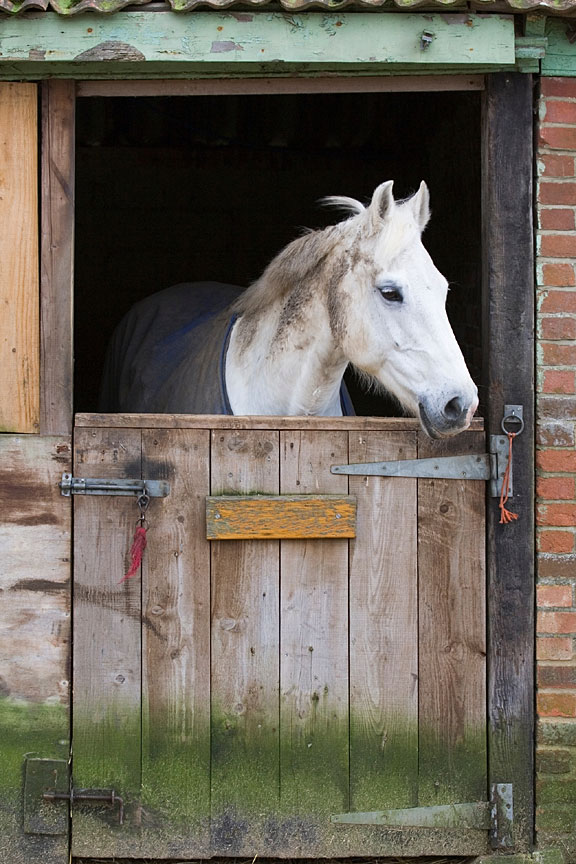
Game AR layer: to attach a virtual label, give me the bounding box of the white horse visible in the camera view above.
[100,181,478,438]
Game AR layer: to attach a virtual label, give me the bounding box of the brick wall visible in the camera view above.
[536,77,576,857]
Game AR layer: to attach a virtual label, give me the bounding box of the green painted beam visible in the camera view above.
[0,11,518,79]
[542,17,576,76]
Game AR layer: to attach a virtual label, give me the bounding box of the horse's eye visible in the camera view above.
[378,284,403,303]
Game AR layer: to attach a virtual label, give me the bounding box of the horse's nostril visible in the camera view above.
[443,396,464,420]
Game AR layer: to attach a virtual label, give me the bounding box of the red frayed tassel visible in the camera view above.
[499,432,519,525]
[120,525,147,583]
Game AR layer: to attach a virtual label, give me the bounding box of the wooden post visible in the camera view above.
[482,72,535,851]
[41,80,75,435]
[0,83,39,433]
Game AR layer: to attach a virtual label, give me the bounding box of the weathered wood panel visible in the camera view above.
[40,80,75,436]
[77,413,484,432]
[0,83,39,433]
[417,430,487,808]
[279,430,349,854]
[210,429,281,855]
[348,431,418,812]
[206,494,356,540]
[0,435,71,864]
[0,13,515,79]
[68,419,491,857]
[482,71,535,850]
[72,427,143,859]
[77,75,485,97]
[140,429,211,858]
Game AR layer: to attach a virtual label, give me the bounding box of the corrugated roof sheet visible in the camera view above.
[1,0,575,13]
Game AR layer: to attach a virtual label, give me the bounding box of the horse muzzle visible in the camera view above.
[418,393,478,439]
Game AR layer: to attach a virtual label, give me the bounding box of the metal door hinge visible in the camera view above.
[24,757,125,833]
[331,405,523,499]
[331,782,513,850]
[59,473,170,498]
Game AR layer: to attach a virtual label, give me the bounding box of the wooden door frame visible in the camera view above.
[482,72,535,850]
[40,71,535,850]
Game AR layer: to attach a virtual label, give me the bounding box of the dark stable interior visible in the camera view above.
[74,91,482,416]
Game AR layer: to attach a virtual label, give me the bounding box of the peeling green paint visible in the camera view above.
[0,11,518,81]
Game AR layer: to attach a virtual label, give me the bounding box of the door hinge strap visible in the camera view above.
[331,800,490,829]
[331,405,524,498]
[331,783,513,849]
[331,453,492,482]
[59,473,170,498]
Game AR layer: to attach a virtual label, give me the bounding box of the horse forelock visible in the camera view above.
[375,208,423,265]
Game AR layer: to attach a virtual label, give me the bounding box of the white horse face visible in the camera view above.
[338,181,478,438]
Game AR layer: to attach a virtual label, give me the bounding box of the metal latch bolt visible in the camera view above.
[59,473,170,498]
[331,782,513,850]
[43,787,125,825]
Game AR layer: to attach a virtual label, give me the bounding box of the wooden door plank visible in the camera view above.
[482,72,535,848]
[40,80,75,436]
[348,431,418,812]
[417,429,487,811]
[0,83,39,433]
[210,429,280,856]
[76,413,488,432]
[140,429,211,858]
[72,427,143,859]
[278,430,349,855]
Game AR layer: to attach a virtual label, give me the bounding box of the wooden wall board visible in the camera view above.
[140,429,211,858]
[0,434,71,864]
[0,83,39,433]
[209,429,281,856]
[72,427,143,859]
[417,429,487,808]
[278,430,350,854]
[41,80,75,436]
[348,430,418,813]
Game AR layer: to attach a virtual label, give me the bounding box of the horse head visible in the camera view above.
[333,181,478,438]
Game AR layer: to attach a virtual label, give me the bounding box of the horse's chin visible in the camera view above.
[418,402,469,439]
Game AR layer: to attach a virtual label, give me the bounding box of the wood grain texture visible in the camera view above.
[348,431,418,812]
[482,72,535,850]
[206,494,356,540]
[0,435,71,701]
[77,413,484,432]
[0,83,39,433]
[417,429,486,809]
[0,434,70,864]
[40,80,75,436]
[140,429,211,858]
[279,430,349,853]
[72,427,143,859]
[0,13,514,72]
[77,75,485,97]
[210,429,280,856]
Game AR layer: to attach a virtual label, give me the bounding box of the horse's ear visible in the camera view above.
[370,181,395,227]
[411,181,431,232]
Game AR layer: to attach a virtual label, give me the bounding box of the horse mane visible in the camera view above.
[320,195,366,216]
[232,215,358,319]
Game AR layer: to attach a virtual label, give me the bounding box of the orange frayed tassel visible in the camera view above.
[120,525,147,583]
[499,432,518,525]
